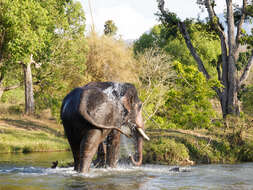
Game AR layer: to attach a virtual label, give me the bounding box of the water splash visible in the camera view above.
[0,164,192,179]
[120,135,135,158]
[102,82,122,102]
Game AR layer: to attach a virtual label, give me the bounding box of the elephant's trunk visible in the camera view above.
[129,108,149,166]
[130,135,143,166]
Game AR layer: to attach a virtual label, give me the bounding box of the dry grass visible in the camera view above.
[84,32,138,83]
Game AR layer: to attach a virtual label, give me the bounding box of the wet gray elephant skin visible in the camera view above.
[60,82,149,173]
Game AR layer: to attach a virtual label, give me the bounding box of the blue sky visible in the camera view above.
[80,0,243,40]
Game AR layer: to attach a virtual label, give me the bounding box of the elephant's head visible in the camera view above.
[120,83,149,166]
[79,82,149,166]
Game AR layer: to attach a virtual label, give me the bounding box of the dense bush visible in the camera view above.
[150,61,220,129]
[241,85,253,116]
[143,137,190,165]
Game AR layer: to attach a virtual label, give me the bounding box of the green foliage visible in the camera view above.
[134,23,221,74]
[239,142,253,162]
[133,25,163,54]
[143,137,190,165]
[241,85,253,116]
[1,0,52,63]
[104,20,118,36]
[34,35,88,118]
[134,24,221,129]
[163,61,219,129]
[145,123,253,165]
[1,88,23,104]
[0,0,87,116]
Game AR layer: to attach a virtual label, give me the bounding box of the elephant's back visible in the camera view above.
[61,87,84,121]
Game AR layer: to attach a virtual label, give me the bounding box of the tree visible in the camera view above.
[104,20,118,36]
[0,0,86,115]
[33,1,87,117]
[133,25,163,55]
[157,0,253,117]
[164,61,218,129]
[0,0,53,114]
[134,23,221,69]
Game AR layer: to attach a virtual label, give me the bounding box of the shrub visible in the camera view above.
[143,137,190,165]
[241,85,253,116]
[163,61,219,129]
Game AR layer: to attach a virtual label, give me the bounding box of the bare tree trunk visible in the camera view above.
[23,60,35,115]
[226,0,239,116]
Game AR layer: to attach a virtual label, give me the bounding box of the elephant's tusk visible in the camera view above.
[137,128,150,141]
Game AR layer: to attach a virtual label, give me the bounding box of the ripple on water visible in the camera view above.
[1,163,253,190]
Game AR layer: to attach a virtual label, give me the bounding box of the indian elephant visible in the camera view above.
[60,82,149,173]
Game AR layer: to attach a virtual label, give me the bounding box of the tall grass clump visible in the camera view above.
[84,32,138,83]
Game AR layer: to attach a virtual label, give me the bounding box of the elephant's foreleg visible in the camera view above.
[106,130,121,168]
[79,129,104,173]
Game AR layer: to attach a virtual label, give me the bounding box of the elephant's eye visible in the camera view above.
[138,103,142,110]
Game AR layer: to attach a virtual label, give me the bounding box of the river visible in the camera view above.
[0,152,252,190]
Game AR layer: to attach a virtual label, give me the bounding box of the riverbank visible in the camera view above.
[144,126,253,165]
[0,110,252,165]
[0,112,69,153]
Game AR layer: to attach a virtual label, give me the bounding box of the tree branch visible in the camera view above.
[3,84,20,91]
[0,70,4,85]
[205,0,225,33]
[205,0,228,63]
[217,61,222,81]
[158,0,210,80]
[235,0,247,59]
[178,22,210,80]
[157,0,166,18]
[0,30,5,63]
[226,0,236,55]
[239,50,253,87]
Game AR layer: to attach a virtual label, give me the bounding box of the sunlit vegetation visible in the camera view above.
[0,0,253,164]
[84,32,138,83]
[0,108,69,153]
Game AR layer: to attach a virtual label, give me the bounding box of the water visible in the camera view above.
[0,152,253,190]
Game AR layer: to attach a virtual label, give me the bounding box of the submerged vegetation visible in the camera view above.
[0,0,253,165]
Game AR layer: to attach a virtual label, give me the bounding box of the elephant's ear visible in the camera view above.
[79,87,128,135]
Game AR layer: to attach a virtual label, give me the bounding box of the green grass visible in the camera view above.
[0,127,69,153]
[0,107,70,153]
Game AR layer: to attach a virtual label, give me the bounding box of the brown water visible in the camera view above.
[0,152,253,190]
